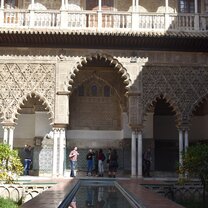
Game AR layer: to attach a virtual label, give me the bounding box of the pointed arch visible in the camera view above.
[66,53,132,93]
[13,91,54,124]
[143,94,182,124]
[188,92,208,120]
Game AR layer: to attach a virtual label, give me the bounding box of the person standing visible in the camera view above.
[106,148,112,176]
[93,150,99,176]
[69,147,79,177]
[108,149,118,178]
[86,149,95,176]
[98,149,105,177]
[143,148,152,177]
[22,144,33,176]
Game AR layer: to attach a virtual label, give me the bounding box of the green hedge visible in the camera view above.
[0,197,18,208]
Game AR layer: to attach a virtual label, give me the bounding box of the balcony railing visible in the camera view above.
[0,9,207,32]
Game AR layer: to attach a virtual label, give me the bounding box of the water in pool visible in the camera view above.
[68,184,134,208]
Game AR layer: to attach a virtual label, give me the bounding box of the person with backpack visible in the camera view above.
[98,149,105,177]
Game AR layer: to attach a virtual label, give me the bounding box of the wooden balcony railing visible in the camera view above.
[0,9,207,32]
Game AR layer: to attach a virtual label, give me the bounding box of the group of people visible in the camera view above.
[22,144,151,178]
[69,147,119,178]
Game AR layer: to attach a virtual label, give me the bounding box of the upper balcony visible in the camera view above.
[0,0,207,33]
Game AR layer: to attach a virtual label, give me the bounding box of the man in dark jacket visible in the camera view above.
[86,149,95,176]
[22,144,33,175]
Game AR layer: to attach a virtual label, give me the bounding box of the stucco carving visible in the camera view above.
[142,66,208,124]
[0,63,55,123]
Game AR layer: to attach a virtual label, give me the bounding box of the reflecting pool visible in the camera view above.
[61,180,141,208]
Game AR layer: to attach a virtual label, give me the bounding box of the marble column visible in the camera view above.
[53,129,58,177]
[194,0,198,13]
[165,0,169,12]
[59,128,66,176]
[184,129,189,152]
[1,0,4,9]
[8,127,14,149]
[98,0,102,10]
[179,129,183,166]
[132,0,135,11]
[131,130,136,176]
[137,130,143,177]
[3,127,9,144]
[136,0,139,12]
[61,0,65,9]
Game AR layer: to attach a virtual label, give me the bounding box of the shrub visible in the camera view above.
[0,143,23,184]
[179,144,208,205]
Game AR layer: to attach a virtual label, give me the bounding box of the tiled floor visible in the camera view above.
[20,173,184,208]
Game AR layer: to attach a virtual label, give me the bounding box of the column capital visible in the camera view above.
[126,91,141,97]
[52,123,67,129]
[177,123,190,131]
[130,125,143,133]
[2,121,16,129]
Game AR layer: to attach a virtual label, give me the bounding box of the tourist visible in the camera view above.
[143,148,152,177]
[68,197,76,208]
[98,149,105,177]
[69,147,79,177]
[86,149,95,176]
[106,148,112,176]
[23,144,33,176]
[108,149,118,178]
[93,150,99,176]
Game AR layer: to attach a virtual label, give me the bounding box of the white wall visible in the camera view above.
[15,114,35,138]
[35,112,51,137]
[13,112,51,147]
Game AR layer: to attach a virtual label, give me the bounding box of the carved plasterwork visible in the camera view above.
[142,66,208,124]
[0,63,55,123]
[128,93,143,128]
